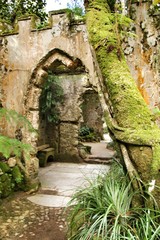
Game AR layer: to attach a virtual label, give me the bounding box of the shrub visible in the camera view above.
[67,163,160,240]
[79,126,99,142]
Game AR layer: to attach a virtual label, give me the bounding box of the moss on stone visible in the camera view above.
[0,162,11,173]
[12,166,23,184]
[0,173,13,198]
[86,0,160,205]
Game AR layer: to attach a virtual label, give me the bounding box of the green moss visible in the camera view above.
[12,166,23,184]
[0,20,17,35]
[0,173,13,198]
[0,162,11,173]
[152,145,160,176]
[85,0,160,196]
[86,0,160,136]
[23,179,40,192]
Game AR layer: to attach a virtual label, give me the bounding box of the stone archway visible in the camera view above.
[24,49,95,163]
[80,89,104,141]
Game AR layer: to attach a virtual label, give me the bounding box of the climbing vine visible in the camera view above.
[40,73,64,124]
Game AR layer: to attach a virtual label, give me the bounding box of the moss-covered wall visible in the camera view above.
[0,161,24,199]
[86,0,160,206]
[0,9,101,198]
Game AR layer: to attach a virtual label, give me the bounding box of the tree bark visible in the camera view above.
[85,0,160,207]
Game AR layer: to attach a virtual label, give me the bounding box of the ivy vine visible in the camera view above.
[40,73,64,124]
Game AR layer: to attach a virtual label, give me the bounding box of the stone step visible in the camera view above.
[40,147,54,152]
[37,144,50,151]
[87,155,114,160]
[84,158,112,164]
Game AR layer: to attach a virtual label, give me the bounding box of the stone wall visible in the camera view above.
[124,1,160,111]
[81,89,103,139]
[0,10,103,166]
[0,5,159,189]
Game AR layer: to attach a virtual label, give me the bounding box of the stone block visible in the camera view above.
[37,148,54,167]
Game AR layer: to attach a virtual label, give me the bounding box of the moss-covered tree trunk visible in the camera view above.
[85,0,160,207]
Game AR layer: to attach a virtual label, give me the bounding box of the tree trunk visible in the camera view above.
[85,0,160,207]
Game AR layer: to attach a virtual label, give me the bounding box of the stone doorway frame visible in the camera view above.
[24,48,87,150]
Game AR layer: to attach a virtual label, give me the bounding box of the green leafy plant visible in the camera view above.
[67,163,160,240]
[0,108,36,197]
[0,135,33,159]
[0,108,36,158]
[79,126,99,142]
[0,0,47,25]
[0,108,36,133]
[36,21,49,30]
[67,0,85,17]
[40,73,64,124]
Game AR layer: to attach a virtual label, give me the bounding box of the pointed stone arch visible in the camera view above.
[24,49,87,152]
[23,47,104,169]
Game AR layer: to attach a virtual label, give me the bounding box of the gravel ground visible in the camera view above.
[0,192,67,240]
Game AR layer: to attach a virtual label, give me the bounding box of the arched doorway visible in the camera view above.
[25,48,104,164]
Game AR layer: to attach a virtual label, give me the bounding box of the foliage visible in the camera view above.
[107,0,116,12]
[0,108,36,158]
[36,21,49,30]
[67,163,160,239]
[152,0,160,5]
[0,0,47,24]
[0,164,24,198]
[12,165,23,184]
[79,126,99,142]
[0,135,33,159]
[0,108,36,133]
[67,0,85,16]
[0,108,36,196]
[40,73,64,124]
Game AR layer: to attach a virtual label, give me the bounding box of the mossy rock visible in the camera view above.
[0,162,11,173]
[12,166,23,183]
[0,173,13,198]
[12,166,25,190]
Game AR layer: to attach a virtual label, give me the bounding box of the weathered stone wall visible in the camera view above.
[0,11,103,164]
[81,89,103,139]
[124,1,160,111]
[38,74,97,158]
[0,5,159,188]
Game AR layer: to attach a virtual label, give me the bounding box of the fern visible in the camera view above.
[0,108,36,159]
[0,108,36,133]
[0,135,33,158]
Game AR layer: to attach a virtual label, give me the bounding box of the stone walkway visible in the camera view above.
[28,137,113,208]
[28,162,110,208]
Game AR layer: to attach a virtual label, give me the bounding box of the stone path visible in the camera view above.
[28,162,110,208]
[28,138,113,208]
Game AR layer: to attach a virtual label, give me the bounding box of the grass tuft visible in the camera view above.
[67,163,160,240]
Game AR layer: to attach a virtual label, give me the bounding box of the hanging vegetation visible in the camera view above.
[40,73,64,124]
